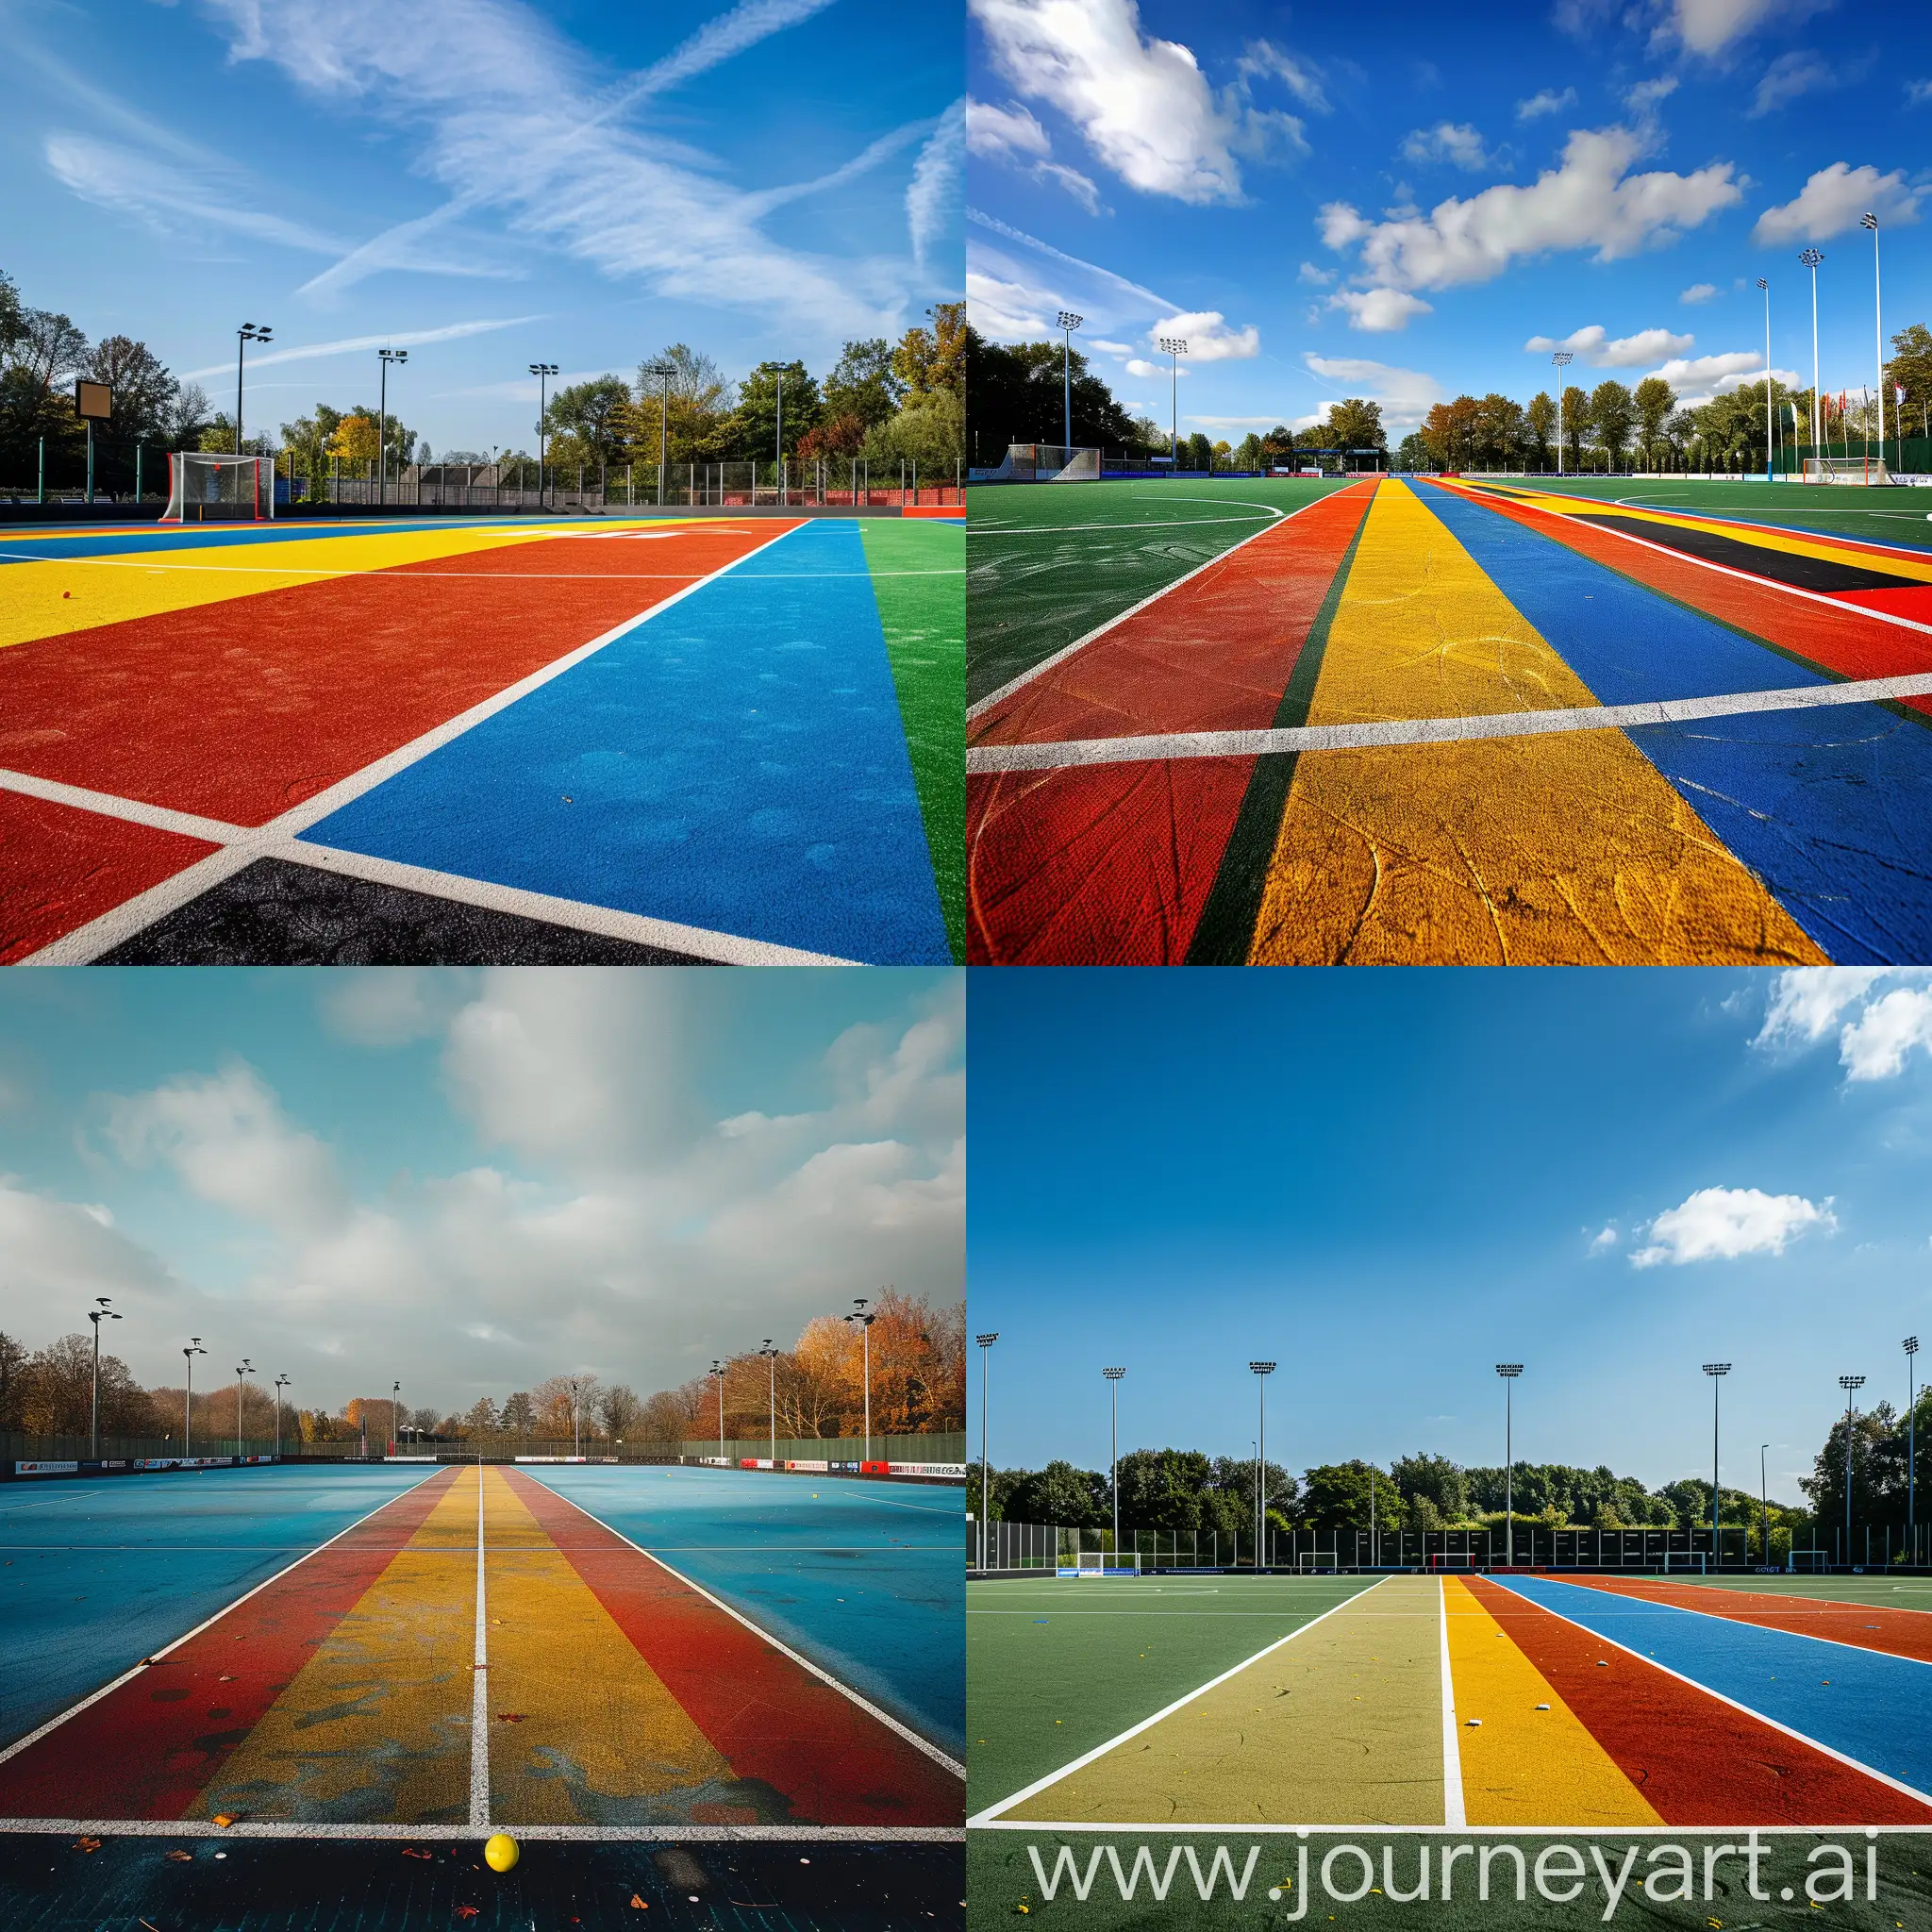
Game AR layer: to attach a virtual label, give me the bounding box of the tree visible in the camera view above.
[892,301,966,399]
[823,338,905,427]
[0,1328,30,1429]
[1559,384,1591,469]
[964,327,1140,463]
[633,343,735,466]
[1299,1462,1402,1537]
[1006,1458,1105,1527]
[797,413,868,459]
[18,1334,148,1436]
[328,413,381,465]
[1391,1451,1469,1521]
[544,375,632,465]
[500,1391,535,1435]
[1393,431,1430,472]
[1524,390,1556,469]
[1185,430,1213,471]
[1324,397,1387,455]
[1472,392,1524,469]
[1588,379,1637,470]
[1633,375,1676,471]
[463,1395,499,1434]
[1884,323,1932,442]
[731,359,822,459]
[597,1383,642,1440]
[532,1374,596,1441]
[83,336,177,444]
[281,403,347,498]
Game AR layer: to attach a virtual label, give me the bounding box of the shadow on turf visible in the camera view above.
[0,1834,962,1932]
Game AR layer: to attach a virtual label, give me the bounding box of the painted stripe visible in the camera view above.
[304,519,950,964]
[1439,1578,1465,1829]
[1246,480,1823,966]
[1420,481,1932,963]
[470,1465,489,1830]
[1466,1575,1932,1826]
[0,1817,962,1841]
[0,1469,455,1817]
[1442,1576,1657,1826]
[503,1471,961,1826]
[965,671,1932,770]
[1493,1576,1932,1803]
[964,487,1374,965]
[996,1576,1445,1828]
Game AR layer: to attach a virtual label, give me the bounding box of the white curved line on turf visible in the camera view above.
[966,487,1356,722]
[967,670,1932,772]
[972,514,1280,535]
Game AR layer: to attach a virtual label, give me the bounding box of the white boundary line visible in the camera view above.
[8,519,863,968]
[967,670,1932,773]
[2,558,957,580]
[1435,479,1932,642]
[469,1467,490,1831]
[511,1471,965,1781]
[970,514,1282,537]
[1483,1574,1932,1810]
[968,1576,1387,1827]
[0,1817,962,1842]
[1440,1577,1466,1829]
[972,1819,1920,1836]
[967,490,1363,723]
[0,1466,447,1773]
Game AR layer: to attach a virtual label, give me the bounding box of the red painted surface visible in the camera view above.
[1559,1574,1932,1665]
[0,526,787,827]
[503,1471,960,1827]
[1467,1574,1932,1824]
[1439,484,1932,721]
[0,1470,457,1821]
[0,790,216,962]
[966,485,1375,965]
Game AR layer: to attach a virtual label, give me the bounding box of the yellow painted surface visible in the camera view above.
[480,1469,749,1826]
[1248,480,1827,964]
[192,1468,478,1825]
[1005,1576,1445,1826]
[1443,1578,1658,1827]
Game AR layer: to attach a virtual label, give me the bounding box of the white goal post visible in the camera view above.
[1803,456,1894,486]
[161,452,277,523]
[1058,1550,1141,1577]
[985,443,1102,483]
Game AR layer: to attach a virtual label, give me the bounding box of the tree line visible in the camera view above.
[0,1290,963,1453]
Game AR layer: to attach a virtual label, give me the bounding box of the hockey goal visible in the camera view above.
[161,453,276,523]
[1803,456,1894,486]
[984,443,1102,483]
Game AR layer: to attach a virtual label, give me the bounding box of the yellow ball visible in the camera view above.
[484,1833,520,1873]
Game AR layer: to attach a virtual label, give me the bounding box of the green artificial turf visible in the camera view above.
[966,1575,1373,1817]
[858,516,964,961]
[966,477,1354,706]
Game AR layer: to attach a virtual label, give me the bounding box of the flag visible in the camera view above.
[1898,385,1907,406]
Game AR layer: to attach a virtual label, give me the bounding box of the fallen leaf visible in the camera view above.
[497,1712,526,1724]
[630,1896,649,1909]
[73,1837,101,1853]
[211,1814,236,1828]
[167,1850,192,1862]
[402,1848,434,1860]
[455,1909,481,1922]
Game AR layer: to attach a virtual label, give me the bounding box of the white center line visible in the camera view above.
[470,1466,490,1831]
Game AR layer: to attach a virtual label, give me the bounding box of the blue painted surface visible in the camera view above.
[526,1465,964,1757]
[1417,480,1932,964]
[0,519,567,564]
[300,519,950,963]
[0,1466,435,1751]
[1493,1575,1932,1794]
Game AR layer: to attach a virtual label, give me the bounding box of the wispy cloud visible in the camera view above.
[908,99,966,270]
[179,317,545,381]
[967,208,1175,310]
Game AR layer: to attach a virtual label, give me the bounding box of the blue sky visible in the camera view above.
[967,0,1932,441]
[968,969,1932,1504]
[0,969,962,1415]
[0,0,963,456]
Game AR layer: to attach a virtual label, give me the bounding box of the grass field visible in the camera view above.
[0,510,963,966]
[966,1571,1932,1928]
[966,475,1932,966]
[0,1462,964,1929]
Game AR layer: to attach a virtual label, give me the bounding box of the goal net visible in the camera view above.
[1058,1550,1142,1577]
[985,443,1102,483]
[162,453,276,523]
[1803,456,1894,486]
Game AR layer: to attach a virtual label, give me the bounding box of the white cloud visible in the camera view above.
[1681,280,1719,302]
[969,0,1251,205]
[178,317,542,382]
[1150,309,1260,360]
[1236,42,1330,113]
[622,0,840,100]
[1624,75,1681,114]
[1330,287,1435,332]
[1399,122,1492,171]
[1757,969,1932,1081]
[1088,337,1135,353]
[966,268,1054,339]
[1631,1186,1836,1267]
[1909,79,1932,107]
[1752,162,1923,243]
[320,971,474,1047]
[968,98,1052,159]
[1750,49,1835,116]
[1658,0,1831,56]
[1303,354,1447,430]
[1125,357,1185,378]
[967,208,1176,308]
[1524,324,1696,366]
[1589,1223,1620,1254]
[1298,260,1336,287]
[908,98,965,267]
[1518,87,1578,121]
[1319,125,1741,294]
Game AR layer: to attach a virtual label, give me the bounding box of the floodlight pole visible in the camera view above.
[642,362,675,508]
[274,1374,291,1459]
[1057,312,1083,449]
[759,1340,779,1462]
[1800,250,1824,462]
[235,324,272,455]
[711,1360,725,1459]
[1757,281,1772,481]
[1551,353,1573,475]
[1496,1365,1523,1566]
[391,1379,401,1457]
[1862,213,1883,468]
[235,1359,254,1457]
[846,1298,877,1461]
[1250,1362,1275,1570]
[1158,338,1188,464]
[529,364,558,505]
[776,368,786,508]
[567,1376,583,1459]
[182,1339,206,1455]
[976,1332,999,1571]
[86,1296,121,1458]
[1760,1443,1771,1566]
[1901,1337,1916,1560]
[1840,1374,1866,1557]
[1102,1367,1125,1556]
[377,348,408,505]
[1704,1364,1730,1566]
